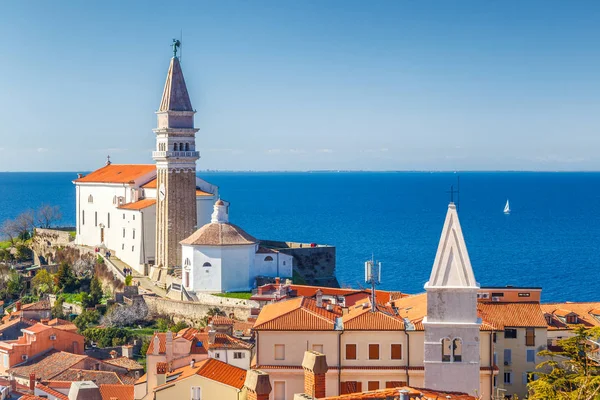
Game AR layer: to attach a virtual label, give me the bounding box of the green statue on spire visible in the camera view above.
[172,39,181,58]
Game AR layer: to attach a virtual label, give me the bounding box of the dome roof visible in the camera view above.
[215,199,225,206]
[180,222,257,246]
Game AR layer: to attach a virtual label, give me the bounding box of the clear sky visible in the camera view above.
[2,1,600,172]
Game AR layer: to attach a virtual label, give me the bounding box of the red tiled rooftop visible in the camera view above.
[99,384,134,400]
[118,198,156,210]
[74,164,156,184]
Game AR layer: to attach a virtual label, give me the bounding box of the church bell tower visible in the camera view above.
[153,40,199,270]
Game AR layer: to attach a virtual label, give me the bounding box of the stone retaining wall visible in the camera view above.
[143,294,258,324]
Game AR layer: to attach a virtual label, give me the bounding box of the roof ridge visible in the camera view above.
[253,297,304,328]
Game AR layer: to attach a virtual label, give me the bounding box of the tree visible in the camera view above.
[89,277,103,306]
[529,326,600,399]
[37,204,62,228]
[72,257,94,279]
[15,244,32,261]
[101,300,148,327]
[55,262,77,293]
[6,270,23,297]
[52,296,66,319]
[32,269,54,296]
[0,219,20,246]
[14,210,35,240]
[73,309,100,331]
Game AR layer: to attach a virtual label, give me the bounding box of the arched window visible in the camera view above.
[184,258,191,267]
[185,143,190,151]
[88,194,93,203]
[174,143,179,151]
[264,256,274,262]
[180,143,184,151]
[441,338,451,362]
[453,338,462,362]
[203,262,212,267]
[112,195,117,204]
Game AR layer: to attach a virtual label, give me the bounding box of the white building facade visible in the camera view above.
[181,201,293,293]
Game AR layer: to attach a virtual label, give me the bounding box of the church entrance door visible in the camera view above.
[100,227,104,243]
[185,271,189,287]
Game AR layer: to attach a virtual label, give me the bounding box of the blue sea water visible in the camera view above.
[1,171,598,303]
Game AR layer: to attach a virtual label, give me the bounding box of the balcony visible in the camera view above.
[152,150,200,159]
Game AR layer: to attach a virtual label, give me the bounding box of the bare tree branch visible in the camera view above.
[37,204,62,228]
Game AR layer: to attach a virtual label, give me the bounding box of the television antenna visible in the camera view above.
[364,256,382,312]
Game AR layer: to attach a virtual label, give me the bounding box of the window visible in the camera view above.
[234,352,244,359]
[368,381,379,391]
[50,335,56,341]
[493,352,497,365]
[274,344,285,360]
[107,213,110,228]
[452,338,462,362]
[526,327,535,346]
[185,258,191,267]
[504,372,512,384]
[493,376,497,387]
[312,344,323,353]
[185,143,190,151]
[95,212,97,227]
[391,344,402,360]
[504,328,517,339]
[545,315,553,325]
[191,386,201,400]
[283,261,286,265]
[492,332,497,343]
[203,262,212,267]
[113,195,117,204]
[567,314,578,324]
[122,244,124,250]
[518,292,531,297]
[132,246,134,252]
[491,292,504,297]
[133,229,136,239]
[346,344,357,360]
[174,143,179,151]
[214,352,220,359]
[369,344,379,360]
[133,214,135,220]
[442,338,451,362]
[3,354,8,368]
[340,382,362,395]
[504,349,512,365]
[264,256,274,261]
[527,349,535,363]
[88,194,93,203]
[21,355,28,361]
[274,381,286,400]
[82,210,85,225]
[123,228,125,238]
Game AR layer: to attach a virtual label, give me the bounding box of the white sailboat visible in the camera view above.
[504,199,511,215]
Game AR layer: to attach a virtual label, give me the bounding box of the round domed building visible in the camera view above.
[180,200,292,293]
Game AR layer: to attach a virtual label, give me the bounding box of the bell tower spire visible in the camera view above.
[152,41,200,271]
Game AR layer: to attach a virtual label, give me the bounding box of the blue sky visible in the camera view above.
[2,1,600,171]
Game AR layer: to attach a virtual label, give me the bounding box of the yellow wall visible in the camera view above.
[257,331,339,367]
[341,331,407,367]
[154,374,245,400]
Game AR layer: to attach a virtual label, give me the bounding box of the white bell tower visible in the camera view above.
[423,202,481,395]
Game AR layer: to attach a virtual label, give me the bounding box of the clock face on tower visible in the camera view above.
[159,183,166,201]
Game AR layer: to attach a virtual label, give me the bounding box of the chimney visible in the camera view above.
[41,319,49,325]
[122,345,133,359]
[244,369,272,400]
[208,324,216,345]
[315,290,323,308]
[153,335,160,355]
[156,362,168,387]
[301,351,328,399]
[165,331,173,362]
[399,389,410,400]
[15,301,22,312]
[10,378,16,392]
[109,350,118,359]
[275,277,280,285]
[190,359,196,368]
[29,373,35,391]
[77,370,83,381]
[77,173,83,179]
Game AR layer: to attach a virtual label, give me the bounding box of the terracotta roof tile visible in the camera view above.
[211,316,234,326]
[141,178,157,188]
[52,369,123,385]
[343,304,405,330]
[541,302,600,330]
[196,358,246,389]
[118,198,156,210]
[322,386,477,400]
[8,351,88,380]
[254,297,339,331]
[289,285,393,305]
[22,300,51,311]
[35,383,69,400]
[210,333,253,350]
[180,223,257,246]
[99,384,134,400]
[196,189,213,197]
[152,361,207,391]
[477,302,547,329]
[22,323,52,334]
[74,164,155,184]
[102,357,144,371]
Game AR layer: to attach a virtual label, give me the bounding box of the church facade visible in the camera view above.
[74,52,218,274]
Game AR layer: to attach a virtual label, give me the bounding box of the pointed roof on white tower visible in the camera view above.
[159,57,193,112]
[426,203,478,288]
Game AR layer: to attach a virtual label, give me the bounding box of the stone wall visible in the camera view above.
[31,228,75,265]
[259,240,338,287]
[143,294,258,325]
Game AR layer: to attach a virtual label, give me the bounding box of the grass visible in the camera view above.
[68,231,76,239]
[212,292,253,300]
[0,241,11,250]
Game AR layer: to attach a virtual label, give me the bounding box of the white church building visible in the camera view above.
[73,163,218,273]
[180,200,293,293]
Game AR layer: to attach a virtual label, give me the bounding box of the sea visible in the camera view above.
[1,171,598,303]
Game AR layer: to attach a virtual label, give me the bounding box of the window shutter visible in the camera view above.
[368,381,380,391]
[369,344,379,360]
[391,344,402,360]
[346,344,357,360]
